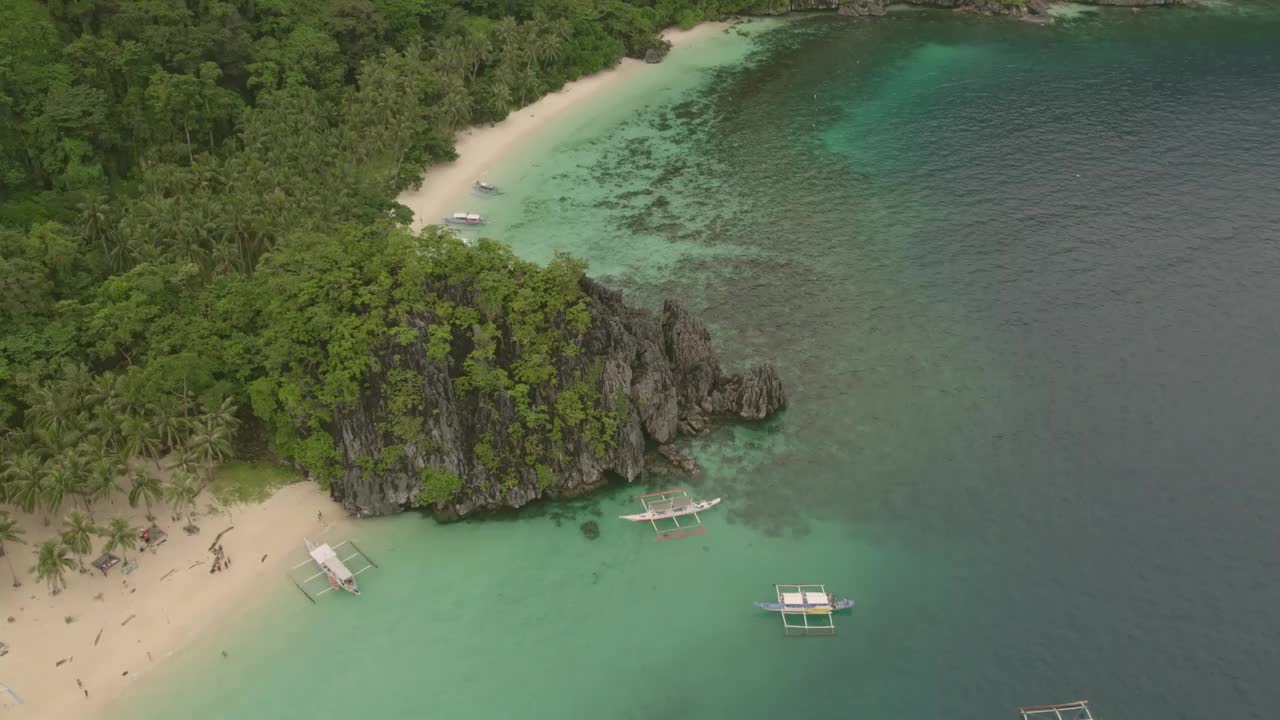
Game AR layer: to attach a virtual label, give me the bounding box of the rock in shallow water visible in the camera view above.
[658,444,699,474]
[580,521,600,540]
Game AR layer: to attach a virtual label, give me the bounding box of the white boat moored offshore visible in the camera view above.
[443,211,487,225]
[620,488,720,540]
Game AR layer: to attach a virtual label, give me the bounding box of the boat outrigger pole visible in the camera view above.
[1017,700,1093,720]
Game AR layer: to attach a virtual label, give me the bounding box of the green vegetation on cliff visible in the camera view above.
[250,225,620,496]
[1,0,769,515]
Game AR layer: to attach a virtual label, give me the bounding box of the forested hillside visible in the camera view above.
[0,0,767,519]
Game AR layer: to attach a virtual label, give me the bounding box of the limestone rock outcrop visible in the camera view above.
[328,277,785,518]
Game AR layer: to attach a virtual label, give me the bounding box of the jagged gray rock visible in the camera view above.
[328,277,785,518]
[658,444,699,474]
[643,41,672,64]
[839,0,887,17]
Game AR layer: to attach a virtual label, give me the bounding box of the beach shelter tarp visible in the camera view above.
[92,553,121,575]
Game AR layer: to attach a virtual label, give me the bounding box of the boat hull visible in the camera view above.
[754,599,854,613]
[619,497,721,522]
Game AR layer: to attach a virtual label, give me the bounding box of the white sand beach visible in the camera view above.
[0,481,345,720]
[399,22,731,230]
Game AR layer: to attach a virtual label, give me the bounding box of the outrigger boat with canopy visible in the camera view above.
[473,180,502,194]
[620,488,720,540]
[443,211,487,226]
[756,584,854,636]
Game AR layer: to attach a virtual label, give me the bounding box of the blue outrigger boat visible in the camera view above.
[754,588,854,613]
[754,596,855,613]
[756,584,853,636]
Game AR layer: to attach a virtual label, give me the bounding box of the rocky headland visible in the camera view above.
[327,273,785,519]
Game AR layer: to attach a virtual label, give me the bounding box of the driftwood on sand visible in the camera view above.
[208,527,235,552]
[120,614,135,627]
[93,629,102,647]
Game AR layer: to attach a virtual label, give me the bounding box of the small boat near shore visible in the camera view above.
[473,180,502,195]
[288,537,378,603]
[443,211,487,226]
[303,538,361,595]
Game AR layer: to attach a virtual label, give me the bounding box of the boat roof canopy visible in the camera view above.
[804,592,828,604]
[781,592,805,605]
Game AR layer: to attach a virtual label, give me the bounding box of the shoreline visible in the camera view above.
[1,21,736,720]
[0,482,346,720]
[398,21,733,231]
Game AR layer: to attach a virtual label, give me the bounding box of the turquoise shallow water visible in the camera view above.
[120,6,1280,720]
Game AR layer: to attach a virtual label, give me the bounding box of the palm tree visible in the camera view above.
[83,461,124,513]
[3,452,44,514]
[86,404,123,456]
[119,412,157,460]
[60,511,97,572]
[34,541,76,595]
[39,461,79,524]
[0,512,26,587]
[183,415,233,485]
[129,468,164,520]
[165,472,201,533]
[203,397,241,437]
[99,517,139,561]
[25,384,71,436]
[153,401,189,458]
[434,76,473,132]
[77,193,125,271]
[535,32,562,67]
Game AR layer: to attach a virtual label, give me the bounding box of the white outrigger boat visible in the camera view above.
[620,488,720,540]
[296,538,371,597]
[442,211,487,226]
[619,496,721,522]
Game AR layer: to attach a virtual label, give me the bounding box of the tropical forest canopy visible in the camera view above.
[0,0,770,524]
